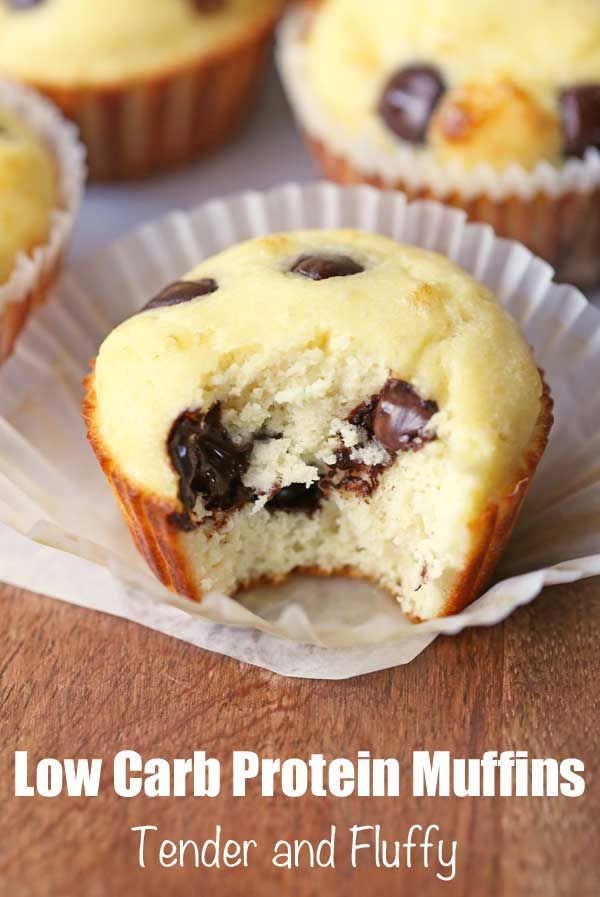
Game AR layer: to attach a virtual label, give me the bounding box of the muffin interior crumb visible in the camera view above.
[176,342,469,620]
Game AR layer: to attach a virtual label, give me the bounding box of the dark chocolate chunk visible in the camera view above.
[560,84,600,158]
[378,64,446,144]
[348,394,379,435]
[290,254,364,281]
[373,379,438,453]
[142,279,217,312]
[168,404,252,528]
[266,482,322,515]
[329,447,385,499]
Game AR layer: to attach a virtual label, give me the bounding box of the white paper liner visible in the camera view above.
[0,78,86,314]
[0,182,599,680]
[276,7,600,201]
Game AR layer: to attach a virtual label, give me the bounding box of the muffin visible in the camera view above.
[0,79,84,363]
[278,0,600,288]
[0,0,283,181]
[84,229,552,621]
[0,106,56,285]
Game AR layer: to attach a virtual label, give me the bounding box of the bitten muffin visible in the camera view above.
[84,230,552,621]
[0,0,283,180]
[278,0,600,287]
[0,80,84,362]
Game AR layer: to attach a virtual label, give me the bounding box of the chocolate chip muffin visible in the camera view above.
[84,230,552,621]
[0,0,283,179]
[278,0,600,287]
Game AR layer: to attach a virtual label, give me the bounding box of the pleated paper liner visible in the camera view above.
[0,183,599,679]
[276,6,600,290]
[0,79,86,364]
[26,8,282,182]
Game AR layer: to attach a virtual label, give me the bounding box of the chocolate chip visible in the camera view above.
[348,395,379,435]
[329,447,385,499]
[373,379,438,453]
[168,405,252,528]
[378,64,446,143]
[560,85,600,158]
[290,255,364,281]
[266,482,322,515]
[142,279,217,312]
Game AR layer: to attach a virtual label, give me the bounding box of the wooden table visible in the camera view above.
[0,578,598,897]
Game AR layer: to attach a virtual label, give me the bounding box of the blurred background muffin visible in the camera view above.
[0,79,84,362]
[0,0,284,181]
[278,0,600,288]
[0,105,57,287]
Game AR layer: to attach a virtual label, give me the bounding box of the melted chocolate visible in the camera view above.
[168,405,252,528]
[348,395,379,433]
[378,64,446,144]
[328,379,438,498]
[561,85,600,158]
[266,482,322,515]
[373,379,438,453]
[143,279,217,312]
[329,449,385,499]
[290,255,364,281]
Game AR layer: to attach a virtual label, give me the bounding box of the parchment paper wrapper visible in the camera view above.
[276,7,600,289]
[0,182,599,680]
[0,79,85,363]
[25,9,280,182]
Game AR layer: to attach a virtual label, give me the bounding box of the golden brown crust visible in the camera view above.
[305,135,600,290]
[84,365,553,621]
[0,254,63,364]
[25,7,283,181]
[83,369,199,594]
[439,376,553,616]
[428,80,562,171]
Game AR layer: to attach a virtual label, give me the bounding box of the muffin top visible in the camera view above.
[0,103,58,285]
[304,0,600,170]
[92,230,543,504]
[0,0,281,88]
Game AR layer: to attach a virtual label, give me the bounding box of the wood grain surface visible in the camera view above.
[0,578,598,897]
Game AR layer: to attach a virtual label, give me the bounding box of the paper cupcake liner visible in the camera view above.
[277,7,600,288]
[0,182,599,679]
[29,11,280,182]
[0,79,86,364]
